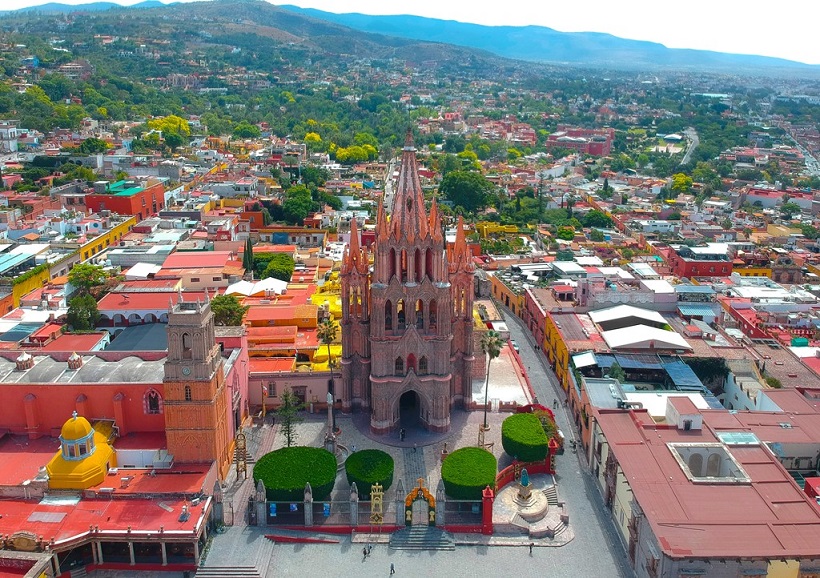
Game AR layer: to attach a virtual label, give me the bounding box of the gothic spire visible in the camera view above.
[342,217,368,275]
[389,129,429,242]
[428,196,443,243]
[376,198,389,242]
[449,216,474,273]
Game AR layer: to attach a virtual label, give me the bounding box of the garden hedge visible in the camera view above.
[345,449,394,498]
[253,446,337,501]
[501,413,549,463]
[441,447,497,500]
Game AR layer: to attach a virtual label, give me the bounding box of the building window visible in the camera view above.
[191,278,200,283]
[182,333,192,359]
[419,356,428,375]
[184,385,192,401]
[395,357,404,376]
[144,389,163,414]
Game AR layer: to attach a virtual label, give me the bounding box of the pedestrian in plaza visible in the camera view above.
[413,442,417,453]
[553,399,558,410]
[368,544,372,556]
[362,547,367,561]
[352,444,357,453]
[529,542,534,555]
[400,428,405,441]
[390,562,396,575]
[563,399,568,407]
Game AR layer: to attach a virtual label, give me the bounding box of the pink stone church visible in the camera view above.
[340,133,475,434]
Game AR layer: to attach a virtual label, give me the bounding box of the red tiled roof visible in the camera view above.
[161,251,234,269]
[597,408,820,558]
[97,291,208,312]
[249,357,296,372]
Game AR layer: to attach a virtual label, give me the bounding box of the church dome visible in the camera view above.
[60,412,93,441]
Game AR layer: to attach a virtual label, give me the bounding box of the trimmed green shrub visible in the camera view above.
[501,413,548,463]
[441,447,497,500]
[345,449,394,498]
[253,447,337,501]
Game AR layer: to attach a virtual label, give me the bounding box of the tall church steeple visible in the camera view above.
[389,130,429,243]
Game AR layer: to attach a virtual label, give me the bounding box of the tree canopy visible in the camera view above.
[210,294,249,326]
[439,170,494,213]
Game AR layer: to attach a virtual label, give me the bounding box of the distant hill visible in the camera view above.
[281,5,818,73]
[1,0,166,14]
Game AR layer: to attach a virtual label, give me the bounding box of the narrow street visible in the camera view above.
[499,305,633,577]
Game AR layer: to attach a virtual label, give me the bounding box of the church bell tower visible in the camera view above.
[163,291,231,479]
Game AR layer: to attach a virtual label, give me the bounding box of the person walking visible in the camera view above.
[390,562,396,575]
[529,542,534,555]
[362,547,367,561]
[413,442,417,453]
[553,399,558,410]
[367,544,372,556]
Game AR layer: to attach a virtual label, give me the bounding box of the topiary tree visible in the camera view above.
[345,449,394,498]
[441,447,497,500]
[253,446,337,501]
[501,413,548,463]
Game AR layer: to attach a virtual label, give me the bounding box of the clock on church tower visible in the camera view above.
[163,292,232,479]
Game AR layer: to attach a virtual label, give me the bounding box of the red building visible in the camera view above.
[85,179,166,221]
[667,244,733,278]
[545,125,614,156]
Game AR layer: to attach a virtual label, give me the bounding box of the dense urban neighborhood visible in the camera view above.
[1,1,820,577]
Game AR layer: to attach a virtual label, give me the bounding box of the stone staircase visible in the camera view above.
[195,566,261,578]
[196,529,274,578]
[69,567,87,578]
[543,485,559,505]
[389,526,455,551]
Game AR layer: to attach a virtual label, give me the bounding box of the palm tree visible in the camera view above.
[480,330,504,430]
[317,316,338,371]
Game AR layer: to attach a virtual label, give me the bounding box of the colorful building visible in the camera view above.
[84,179,166,222]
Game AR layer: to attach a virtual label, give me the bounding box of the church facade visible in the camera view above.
[340,134,475,434]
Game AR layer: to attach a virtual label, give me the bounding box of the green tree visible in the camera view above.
[243,237,254,273]
[780,202,802,219]
[233,121,261,139]
[556,226,575,241]
[210,294,249,326]
[78,137,110,154]
[262,253,295,282]
[163,131,184,153]
[608,362,626,383]
[581,210,612,229]
[589,229,605,242]
[67,293,100,331]
[317,317,338,371]
[282,185,313,224]
[68,263,107,294]
[439,170,494,213]
[480,330,504,430]
[277,388,305,447]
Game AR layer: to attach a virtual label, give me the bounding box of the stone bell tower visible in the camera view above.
[163,291,232,479]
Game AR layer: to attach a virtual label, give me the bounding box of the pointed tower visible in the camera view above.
[448,216,476,405]
[339,217,371,411]
[345,130,457,434]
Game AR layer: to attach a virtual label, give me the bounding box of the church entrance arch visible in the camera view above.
[404,478,436,526]
[399,390,421,430]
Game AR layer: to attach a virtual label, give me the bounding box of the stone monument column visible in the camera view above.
[255,480,267,527]
[304,482,314,527]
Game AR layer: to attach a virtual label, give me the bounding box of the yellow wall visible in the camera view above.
[734,266,772,278]
[490,275,524,316]
[79,216,137,261]
[12,266,50,307]
[476,222,518,238]
[544,314,570,392]
[767,560,799,578]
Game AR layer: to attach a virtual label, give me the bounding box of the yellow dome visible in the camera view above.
[60,413,93,441]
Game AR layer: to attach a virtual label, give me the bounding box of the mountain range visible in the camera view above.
[2,0,816,73]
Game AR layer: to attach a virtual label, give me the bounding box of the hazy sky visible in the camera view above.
[6,0,819,65]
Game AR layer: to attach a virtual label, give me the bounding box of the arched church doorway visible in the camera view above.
[399,390,421,430]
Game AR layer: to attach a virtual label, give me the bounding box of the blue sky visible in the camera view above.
[6,0,819,65]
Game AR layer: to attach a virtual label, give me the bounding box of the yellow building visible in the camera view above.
[79,216,137,261]
[489,274,524,317]
[544,312,572,392]
[475,222,519,238]
[46,411,116,490]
